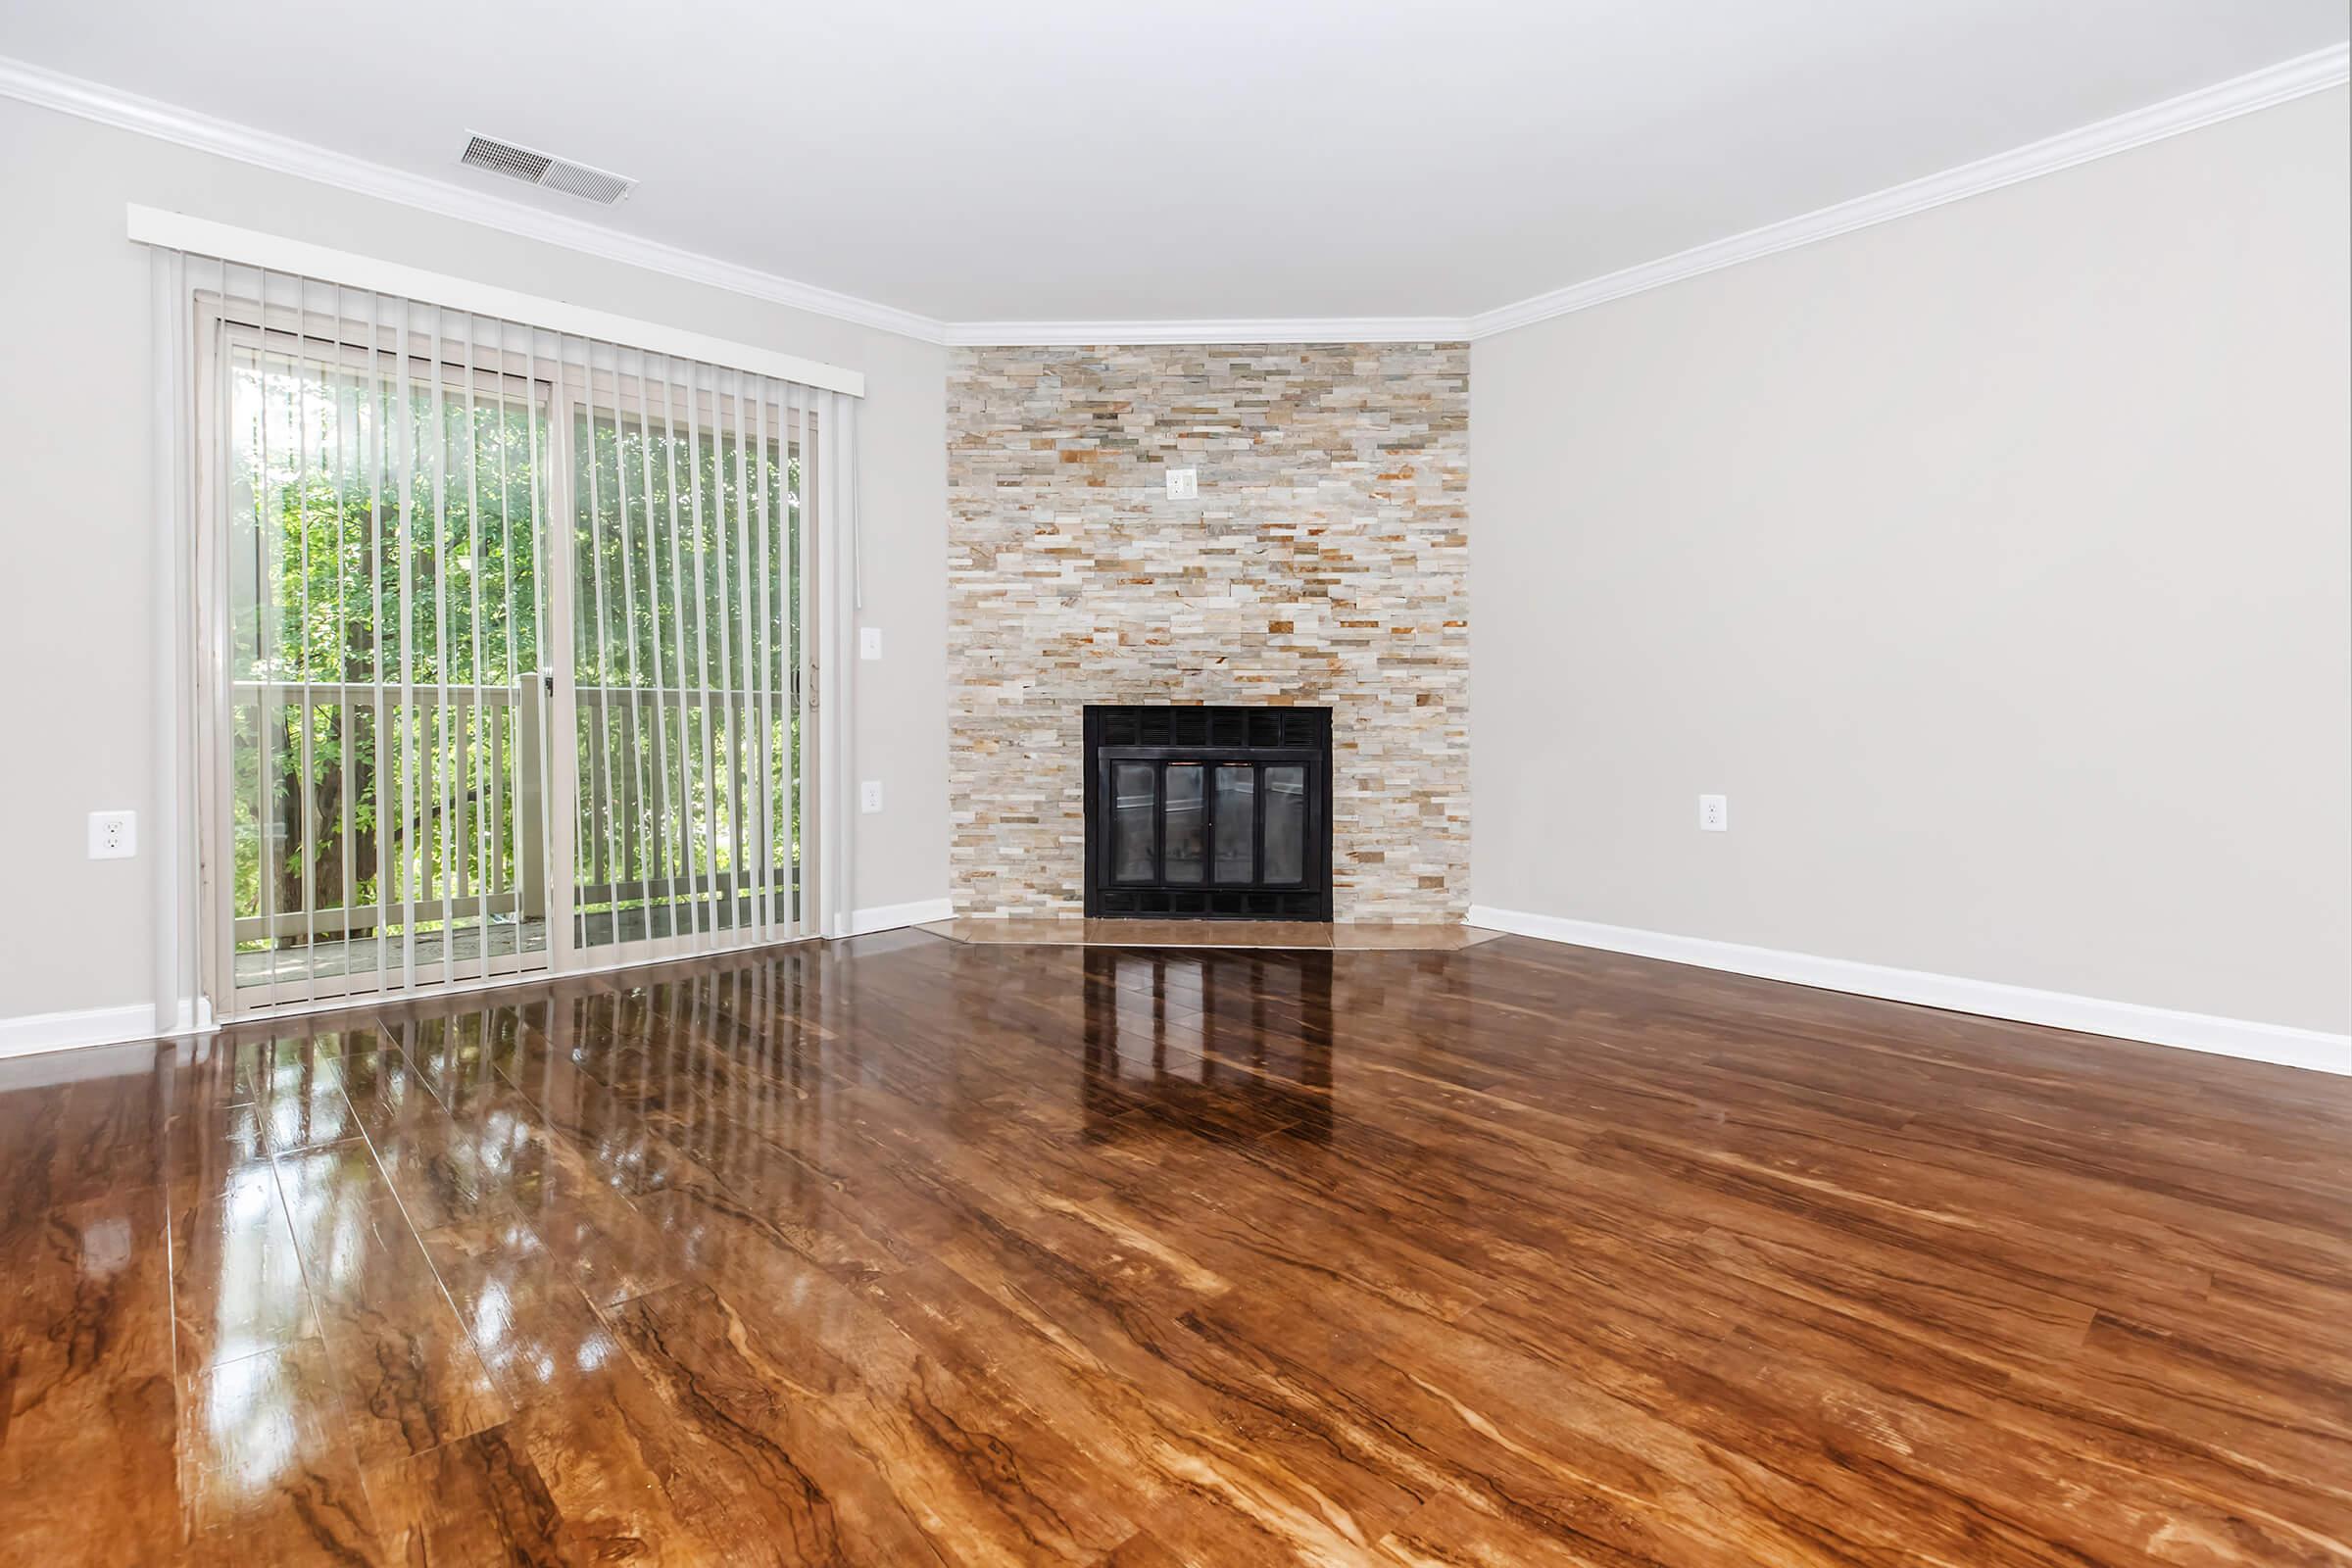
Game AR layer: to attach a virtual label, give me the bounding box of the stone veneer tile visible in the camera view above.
[948,344,1470,919]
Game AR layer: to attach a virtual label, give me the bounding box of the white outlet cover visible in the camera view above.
[1698,794,1729,832]
[858,626,883,661]
[859,780,884,813]
[1164,467,1198,500]
[88,808,137,859]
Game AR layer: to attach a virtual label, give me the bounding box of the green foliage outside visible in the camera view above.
[232,353,803,970]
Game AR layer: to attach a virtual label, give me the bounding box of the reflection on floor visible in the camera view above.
[1081,949,1338,1144]
[2,929,2346,1564]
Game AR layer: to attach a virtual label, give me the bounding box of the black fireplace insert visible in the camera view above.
[1082,705,1333,919]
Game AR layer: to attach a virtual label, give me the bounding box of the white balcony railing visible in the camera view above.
[229,676,796,963]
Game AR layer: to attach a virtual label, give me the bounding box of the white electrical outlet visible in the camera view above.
[1164,467,1198,500]
[858,626,883,661]
[1698,794,1728,832]
[859,780,884,814]
[89,809,137,859]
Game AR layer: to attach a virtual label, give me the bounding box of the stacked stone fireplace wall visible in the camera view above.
[947,343,1470,918]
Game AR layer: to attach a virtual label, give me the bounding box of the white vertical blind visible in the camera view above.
[151,241,854,1021]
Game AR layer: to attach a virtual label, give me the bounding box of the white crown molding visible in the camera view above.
[943,318,1471,347]
[1465,906,2352,1076]
[1467,42,2350,339]
[3,44,2343,350]
[0,54,950,345]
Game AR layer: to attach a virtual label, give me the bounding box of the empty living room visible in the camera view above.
[1,2,2347,1563]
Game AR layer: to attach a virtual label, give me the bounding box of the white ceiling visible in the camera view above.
[2,1,2344,325]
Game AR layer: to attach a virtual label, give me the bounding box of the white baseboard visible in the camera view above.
[1464,906,2351,1076]
[2,908,954,1063]
[0,1002,162,1061]
[847,897,956,937]
[0,995,216,1061]
[15,906,2337,1077]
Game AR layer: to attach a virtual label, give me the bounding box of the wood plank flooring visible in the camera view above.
[1,930,2346,1565]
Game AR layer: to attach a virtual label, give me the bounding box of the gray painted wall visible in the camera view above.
[0,94,949,1023]
[1471,86,2350,1034]
[6,81,2343,1044]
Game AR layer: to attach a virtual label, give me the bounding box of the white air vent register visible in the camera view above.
[460,133,635,206]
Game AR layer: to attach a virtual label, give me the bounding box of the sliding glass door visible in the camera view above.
[556,363,813,964]
[214,319,552,1006]
[197,288,823,1018]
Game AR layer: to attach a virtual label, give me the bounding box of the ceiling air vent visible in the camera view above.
[460,133,635,207]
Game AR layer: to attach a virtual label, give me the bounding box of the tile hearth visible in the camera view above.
[915,919,1502,951]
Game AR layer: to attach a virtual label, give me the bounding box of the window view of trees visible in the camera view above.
[567,408,803,950]
[228,340,803,989]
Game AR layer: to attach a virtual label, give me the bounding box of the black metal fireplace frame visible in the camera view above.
[1082,706,1334,920]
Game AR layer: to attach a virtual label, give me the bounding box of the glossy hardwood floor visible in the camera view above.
[2,931,2346,1566]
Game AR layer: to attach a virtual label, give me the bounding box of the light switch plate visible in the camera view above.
[89,809,137,859]
[858,626,883,661]
[1164,467,1198,500]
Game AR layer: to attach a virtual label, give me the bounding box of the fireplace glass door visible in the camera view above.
[1084,707,1332,919]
